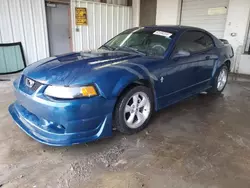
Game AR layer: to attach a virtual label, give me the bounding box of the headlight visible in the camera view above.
[44,85,98,99]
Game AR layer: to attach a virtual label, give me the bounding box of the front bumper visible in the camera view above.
[8,78,116,146]
[9,103,113,146]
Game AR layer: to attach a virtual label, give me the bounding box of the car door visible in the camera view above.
[155,31,213,109]
[170,31,218,91]
[194,32,218,88]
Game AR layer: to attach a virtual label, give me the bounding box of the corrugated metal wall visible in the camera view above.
[71,0,132,51]
[181,0,229,38]
[0,0,49,65]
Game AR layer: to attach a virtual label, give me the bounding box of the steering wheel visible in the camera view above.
[152,44,166,52]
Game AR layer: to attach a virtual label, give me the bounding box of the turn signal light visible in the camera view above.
[81,86,97,97]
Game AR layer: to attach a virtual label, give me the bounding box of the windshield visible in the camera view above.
[100,28,175,57]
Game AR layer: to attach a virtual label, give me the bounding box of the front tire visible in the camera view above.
[114,86,153,134]
[208,65,228,94]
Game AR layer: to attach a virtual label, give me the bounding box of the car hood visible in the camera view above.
[23,50,145,86]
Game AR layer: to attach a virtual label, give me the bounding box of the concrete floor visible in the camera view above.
[0,75,250,188]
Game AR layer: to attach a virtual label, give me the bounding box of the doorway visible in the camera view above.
[139,0,157,26]
[245,19,250,54]
[46,3,71,56]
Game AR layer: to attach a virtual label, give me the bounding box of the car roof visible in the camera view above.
[143,25,203,32]
[123,25,213,38]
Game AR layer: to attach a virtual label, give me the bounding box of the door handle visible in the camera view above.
[205,56,210,60]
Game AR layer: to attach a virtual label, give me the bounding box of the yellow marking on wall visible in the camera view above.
[76,7,87,26]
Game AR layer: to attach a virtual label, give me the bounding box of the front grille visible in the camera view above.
[19,75,43,95]
[30,80,42,91]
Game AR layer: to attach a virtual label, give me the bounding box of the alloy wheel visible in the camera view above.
[217,68,228,91]
[124,92,151,129]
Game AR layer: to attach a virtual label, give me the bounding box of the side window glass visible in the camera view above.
[146,34,172,57]
[175,31,214,53]
[203,34,214,49]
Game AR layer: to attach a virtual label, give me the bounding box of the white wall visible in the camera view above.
[223,0,250,73]
[224,0,250,56]
[0,0,49,65]
[156,0,181,25]
[238,55,250,74]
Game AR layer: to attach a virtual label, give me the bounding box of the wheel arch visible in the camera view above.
[224,59,231,72]
[114,79,157,114]
[212,58,231,78]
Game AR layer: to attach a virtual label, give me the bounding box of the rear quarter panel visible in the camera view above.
[210,34,234,75]
[213,44,233,73]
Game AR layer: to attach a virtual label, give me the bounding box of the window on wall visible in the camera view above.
[105,0,128,6]
[174,31,214,53]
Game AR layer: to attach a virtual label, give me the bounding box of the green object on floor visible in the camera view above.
[0,42,26,74]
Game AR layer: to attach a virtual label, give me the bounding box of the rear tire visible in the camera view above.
[114,85,154,134]
[208,65,228,95]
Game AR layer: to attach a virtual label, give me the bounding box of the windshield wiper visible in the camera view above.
[115,46,146,56]
[100,45,115,51]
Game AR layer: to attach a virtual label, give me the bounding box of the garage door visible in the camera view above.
[180,0,229,38]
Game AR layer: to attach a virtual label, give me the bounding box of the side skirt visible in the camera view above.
[156,86,212,111]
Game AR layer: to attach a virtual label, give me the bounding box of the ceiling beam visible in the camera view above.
[45,0,70,5]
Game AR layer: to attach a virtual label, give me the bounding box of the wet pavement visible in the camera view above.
[0,75,250,188]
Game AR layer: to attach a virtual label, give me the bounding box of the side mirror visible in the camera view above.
[172,50,190,60]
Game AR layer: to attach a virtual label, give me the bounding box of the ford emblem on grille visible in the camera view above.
[25,78,35,88]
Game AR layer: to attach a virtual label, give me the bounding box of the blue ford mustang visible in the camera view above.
[9,26,234,146]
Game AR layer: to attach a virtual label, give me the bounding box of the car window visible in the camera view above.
[101,28,175,57]
[174,31,214,53]
[203,34,214,49]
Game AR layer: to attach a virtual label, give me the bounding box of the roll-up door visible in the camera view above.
[180,0,229,38]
